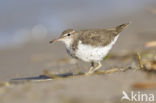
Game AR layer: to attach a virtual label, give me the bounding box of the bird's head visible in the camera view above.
[49,29,75,44]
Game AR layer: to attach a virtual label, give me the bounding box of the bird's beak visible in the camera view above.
[49,36,64,43]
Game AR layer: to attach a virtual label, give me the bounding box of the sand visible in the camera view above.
[0,11,156,103]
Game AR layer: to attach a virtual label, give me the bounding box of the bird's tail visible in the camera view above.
[116,22,131,33]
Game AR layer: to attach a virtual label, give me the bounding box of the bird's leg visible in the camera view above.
[86,62,95,74]
[91,62,102,73]
[86,62,102,75]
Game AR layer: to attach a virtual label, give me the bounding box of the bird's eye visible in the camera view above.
[67,34,71,36]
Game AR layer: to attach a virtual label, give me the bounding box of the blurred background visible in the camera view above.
[0,0,156,49]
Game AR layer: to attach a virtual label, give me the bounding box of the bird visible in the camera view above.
[49,23,129,74]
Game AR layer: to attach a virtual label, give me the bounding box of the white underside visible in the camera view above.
[63,35,119,62]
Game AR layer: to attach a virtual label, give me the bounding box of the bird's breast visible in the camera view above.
[75,35,119,62]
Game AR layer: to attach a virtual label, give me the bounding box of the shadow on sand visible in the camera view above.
[9,72,85,84]
[8,67,131,85]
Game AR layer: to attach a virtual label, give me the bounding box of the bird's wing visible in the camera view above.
[78,23,129,46]
[78,29,116,46]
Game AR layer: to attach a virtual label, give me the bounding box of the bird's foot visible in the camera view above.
[85,71,94,75]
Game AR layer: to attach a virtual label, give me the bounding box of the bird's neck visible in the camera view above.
[61,38,73,49]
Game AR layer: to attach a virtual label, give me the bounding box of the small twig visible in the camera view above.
[44,70,60,79]
[0,82,10,87]
[95,68,119,75]
[145,41,156,48]
[137,51,143,69]
[132,82,156,89]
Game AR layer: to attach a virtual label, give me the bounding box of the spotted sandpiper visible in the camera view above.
[49,23,129,74]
